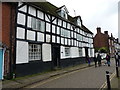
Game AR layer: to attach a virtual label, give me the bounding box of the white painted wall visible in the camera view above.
[88,48,91,57]
[71,47,79,58]
[18,5,27,12]
[16,41,28,64]
[46,23,50,32]
[52,36,55,43]
[27,30,35,41]
[46,34,50,42]
[57,36,60,43]
[60,46,66,59]
[29,6,36,16]
[17,27,25,39]
[45,14,50,22]
[17,13,25,25]
[37,32,44,42]
[37,10,44,19]
[27,16,31,28]
[82,48,85,57]
[42,44,52,62]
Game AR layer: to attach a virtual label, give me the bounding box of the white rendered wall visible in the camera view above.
[82,48,85,57]
[29,6,36,16]
[42,44,52,62]
[17,13,25,25]
[88,48,90,57]
[71,47,79,58]
[16,41,28,64]
[60,46,66,59]
[37,32,44,42]
[37,10,44,19]
[18,5,27,12]
[17,27,25,39]
[27,30,35,41]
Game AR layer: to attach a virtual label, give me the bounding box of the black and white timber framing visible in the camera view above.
[15,2,94,77]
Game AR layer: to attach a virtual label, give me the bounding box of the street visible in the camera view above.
[25,59,116,88]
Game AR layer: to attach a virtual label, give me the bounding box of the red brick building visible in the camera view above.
[0,2,17,79]
[93,27,109,52]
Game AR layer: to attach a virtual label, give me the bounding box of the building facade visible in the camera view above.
[0,2,17,79]
[2,2,94,78]
[93,27,109,52]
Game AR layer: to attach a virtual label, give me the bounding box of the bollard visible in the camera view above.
[116,66,119,78]
[106,71,111,90]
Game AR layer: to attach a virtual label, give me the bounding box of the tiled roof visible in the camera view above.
[27,2,93,34]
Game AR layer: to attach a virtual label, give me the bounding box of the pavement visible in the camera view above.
[2,59,120,89]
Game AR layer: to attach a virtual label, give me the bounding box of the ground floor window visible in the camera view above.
[29,44,41,61]
[65,47,70,56]
[79,48,82,57]
[90,49,93,57]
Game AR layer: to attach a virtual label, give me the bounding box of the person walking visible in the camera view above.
[106,53,111,67]
[115,52,119,67]
[97,54,102,66]
[94,54,97,67]
[86,55,91,66]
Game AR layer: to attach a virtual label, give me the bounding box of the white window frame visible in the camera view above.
[29,44,41,61]
[79,48,82,57]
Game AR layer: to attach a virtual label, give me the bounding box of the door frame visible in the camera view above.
[52,44,60,68]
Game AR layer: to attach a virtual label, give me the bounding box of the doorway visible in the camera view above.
[52,44,60,68]
[85,47,88,57]
[0,49,3,80]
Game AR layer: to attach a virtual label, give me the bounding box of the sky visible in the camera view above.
[47,0,119,38]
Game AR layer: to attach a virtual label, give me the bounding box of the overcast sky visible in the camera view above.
[47,0,119,38]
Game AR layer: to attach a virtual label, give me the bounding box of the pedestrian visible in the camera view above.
[97,53,102,66]
[94,54,97,67]
[115,52,120,67]
[87,55,91,66]
[106,53,111,67]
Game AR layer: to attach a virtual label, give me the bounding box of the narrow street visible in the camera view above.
[25,59,116,88]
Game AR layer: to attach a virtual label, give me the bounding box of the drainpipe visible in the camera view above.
[9,2,18,79]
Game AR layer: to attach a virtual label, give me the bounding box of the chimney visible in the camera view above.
[104,31,108,35]
[97,27,101,33]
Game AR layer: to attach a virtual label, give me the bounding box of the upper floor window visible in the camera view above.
[31,17,45,32]
[77,18,81,27]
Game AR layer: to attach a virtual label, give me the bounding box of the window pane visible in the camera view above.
[29,44,41,61]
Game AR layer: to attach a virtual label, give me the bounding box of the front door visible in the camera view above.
[85,47,88,57]
[52,44,60,68]
[0,49,3,80]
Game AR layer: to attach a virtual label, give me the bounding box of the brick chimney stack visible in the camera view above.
[104,31,108,35]
[97,27,101,33]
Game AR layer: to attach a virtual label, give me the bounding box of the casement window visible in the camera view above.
[31,17,45,32]
[61,28,70,38]
[79,48,82,57]
[29,44,41,61]
[77,34,82,41]
[65,47,70,56]
[77,18,81,27]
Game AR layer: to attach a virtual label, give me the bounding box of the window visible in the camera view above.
[31,17,45,32]
[77,34,82,41]
[77,18,81,27]
[79,48,82,57]
[29,44,41,61]
[61,28,70,38]
[90,49,93,57]
[65,47,70,56]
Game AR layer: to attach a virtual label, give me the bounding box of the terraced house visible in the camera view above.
[1,2,94,78]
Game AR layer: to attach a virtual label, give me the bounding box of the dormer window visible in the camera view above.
[57,5,69,19]
[77,17,82,27]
